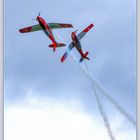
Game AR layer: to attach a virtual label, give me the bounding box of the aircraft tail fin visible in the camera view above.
[79,51,89,62]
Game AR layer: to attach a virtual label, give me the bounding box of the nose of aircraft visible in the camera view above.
[71,32,74,39]
[36,16,39,21]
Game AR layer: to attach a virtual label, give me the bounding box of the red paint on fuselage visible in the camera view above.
[36,16,57,51]
[71,32,85,58]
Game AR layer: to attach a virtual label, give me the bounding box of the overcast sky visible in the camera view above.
[4,0,136,139]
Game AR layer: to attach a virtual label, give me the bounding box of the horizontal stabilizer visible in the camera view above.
[79,58,84,63]
[79,51,89,62]
[49,43,66,48]
[84,51,89,57]
[61,53,68,63]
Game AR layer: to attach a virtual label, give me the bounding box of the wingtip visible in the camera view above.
[19,29,23,33]
[67,24,74,28]
[90,23,94,27]
[61,57,64,63]
[18,27,32,33]
[61,55,66,63]
[83,23,94,33]
[66,24,73,28]
[71,24,74,28]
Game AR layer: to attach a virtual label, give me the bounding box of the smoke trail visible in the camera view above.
[54,31,135,127]
[70,55,116,140]
[92,85,116,140]
[70,53,136,127]
[92,79,136,127]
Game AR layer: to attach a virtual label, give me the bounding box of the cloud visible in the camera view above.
[4,94,136,140]
[4,0,136,102]
[4,1,136,138]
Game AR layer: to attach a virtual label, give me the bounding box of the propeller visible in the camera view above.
[68,29,78,34]
[32,12,41,21]
[38,12,41,16]
[74,29,78,33]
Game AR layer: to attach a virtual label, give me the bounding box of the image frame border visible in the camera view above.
[0,0,3,139]
[0,0,138,139]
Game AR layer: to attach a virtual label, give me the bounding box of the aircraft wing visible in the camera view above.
[48,23,73,29]
[77,24,94,40]
[19,24,42,33]
[61,42,74,62]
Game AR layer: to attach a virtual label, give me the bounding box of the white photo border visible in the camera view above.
[0,0,138,140]
[0,0,3,139]
[137,0,139,139]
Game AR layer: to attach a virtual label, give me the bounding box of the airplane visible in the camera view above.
[61,24,94,63]
[19,13,73,52]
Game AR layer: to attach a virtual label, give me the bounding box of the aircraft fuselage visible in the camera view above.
[37,16,57,47]
[71,32,85,58]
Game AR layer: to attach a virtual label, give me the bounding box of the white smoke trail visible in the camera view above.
[54,31,136,127]
[72,53,136,127]
[92,85,116,140]
[70,54,116,140]
[53,31,136,132]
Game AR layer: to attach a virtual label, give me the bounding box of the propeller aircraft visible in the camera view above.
[61,24,94,62]
[19,13,73,52]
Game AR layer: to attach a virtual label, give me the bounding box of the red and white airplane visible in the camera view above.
[61,24,94,63]
[19,13,73,52]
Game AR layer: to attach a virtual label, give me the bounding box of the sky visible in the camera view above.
[4,0,136,140]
